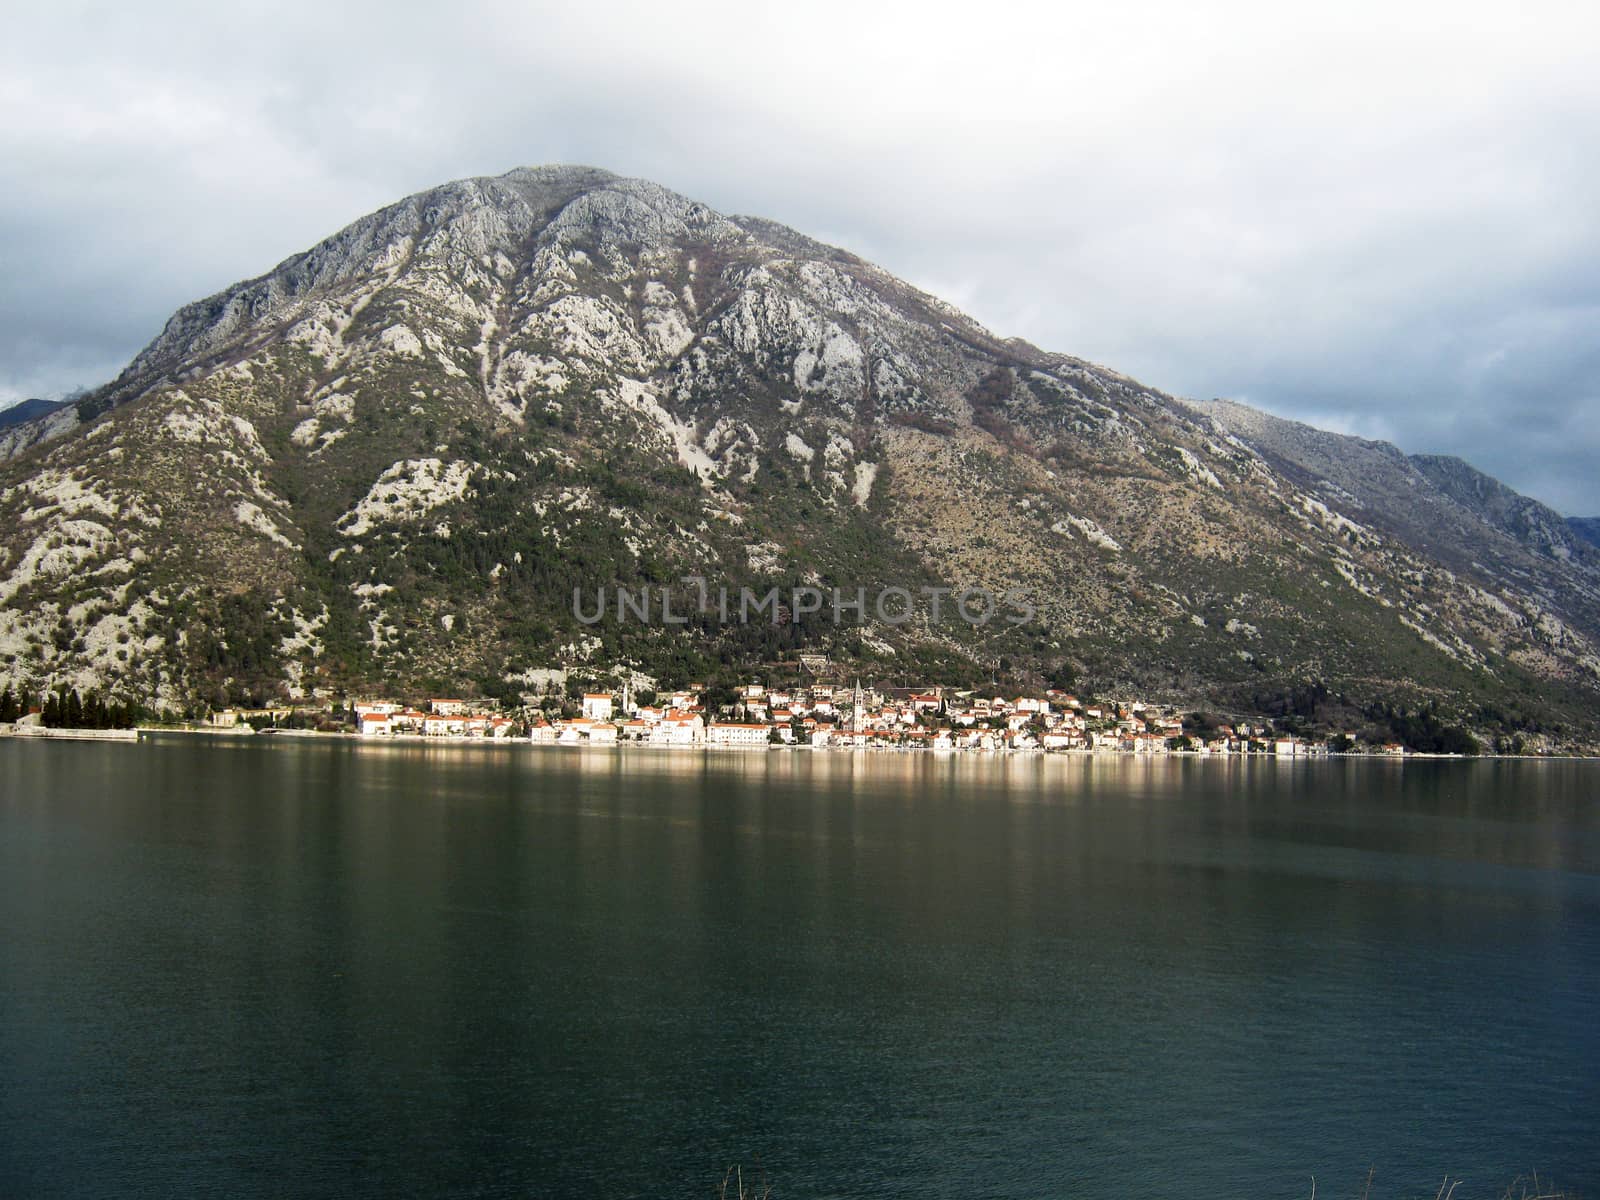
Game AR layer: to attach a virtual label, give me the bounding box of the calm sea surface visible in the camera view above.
[2,737,1597,1198]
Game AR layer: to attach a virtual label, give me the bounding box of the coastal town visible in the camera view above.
[196,681,1389,756]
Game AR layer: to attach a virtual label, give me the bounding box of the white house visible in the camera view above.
[651,713,705,745]
[581,693,614,721]
[707,722,770,747]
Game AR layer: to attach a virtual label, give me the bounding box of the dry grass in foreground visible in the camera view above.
[1309,1169,1578,1199]
[709,1165,1578,1198]
[716,1163,771,1200]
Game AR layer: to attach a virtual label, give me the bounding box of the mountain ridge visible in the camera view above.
[0,398,71,431]
[2,165,1597,748]
[1567,517,1600,549]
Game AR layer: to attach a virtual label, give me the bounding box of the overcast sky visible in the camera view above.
[4,0,1597,512]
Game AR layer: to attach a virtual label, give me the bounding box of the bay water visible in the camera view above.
[2,737,1596,1197]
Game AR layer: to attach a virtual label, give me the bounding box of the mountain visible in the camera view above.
[1409,454,1598,566]
[0,398,70,431]
[0,398,77,461]
[2,165,1597,746]
[1570,518,1600,550]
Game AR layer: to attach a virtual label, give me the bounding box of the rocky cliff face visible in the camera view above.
[2,166,1597,741]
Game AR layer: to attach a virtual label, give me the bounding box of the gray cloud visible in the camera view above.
[4,0,1598,512]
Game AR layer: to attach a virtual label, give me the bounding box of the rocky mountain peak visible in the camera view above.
[85,166,762,413]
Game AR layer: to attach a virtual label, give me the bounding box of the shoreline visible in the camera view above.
[5,722,1592,760]
[134,727,1600,761]
[0,725,141,743]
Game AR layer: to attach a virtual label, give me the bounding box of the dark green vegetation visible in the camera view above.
[6,685,147,729]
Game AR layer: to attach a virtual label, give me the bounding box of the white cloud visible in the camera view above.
[3,0,1599,510]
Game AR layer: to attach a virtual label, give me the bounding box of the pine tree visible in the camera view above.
[42,693,61,727]
[66,689,85,729]
[0,686,16,723]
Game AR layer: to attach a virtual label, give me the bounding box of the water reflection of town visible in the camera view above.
[240,739,1599,884]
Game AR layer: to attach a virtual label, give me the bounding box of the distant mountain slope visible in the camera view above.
[1183,400,1585,567]
[1410,453,1597,566]
[1,166,1596,746]
[0,398,79,461]
[0,398,69,431]
[1570,518,1600,549]
[1187,398,1600,586]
